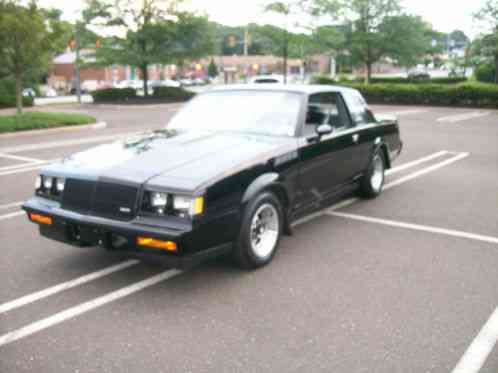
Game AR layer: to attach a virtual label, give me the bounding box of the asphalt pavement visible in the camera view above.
[0,102,497,373]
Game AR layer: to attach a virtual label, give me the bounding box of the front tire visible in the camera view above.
[359,150,385,198]
[233,192,283,269]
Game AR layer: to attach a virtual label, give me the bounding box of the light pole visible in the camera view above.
[75,22,82,104]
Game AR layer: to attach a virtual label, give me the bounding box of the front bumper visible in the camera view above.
[22,197,233,269]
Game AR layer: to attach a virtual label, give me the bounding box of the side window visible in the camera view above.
[342,91,376,126]
[304,93,352,135]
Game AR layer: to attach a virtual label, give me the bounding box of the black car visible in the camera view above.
[23,85,402,270]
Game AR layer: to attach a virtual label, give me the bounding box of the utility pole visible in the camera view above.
[75,22,82,104]
[283,27,288,84]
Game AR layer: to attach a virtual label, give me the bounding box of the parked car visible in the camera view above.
[22,88,36,98]
[23,85,402,270]
[148,79,181,88]
[249,75,285,84]
[407,70,431,80]
[39,86,57,98]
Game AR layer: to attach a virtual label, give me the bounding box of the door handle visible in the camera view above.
[352,134,360,143]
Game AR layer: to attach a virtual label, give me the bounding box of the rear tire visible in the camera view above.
[233,192,283,269]
[359,150,385,198]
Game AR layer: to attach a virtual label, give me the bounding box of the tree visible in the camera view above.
[208,59,218,78]
[379,15,433,69]
[0,1,66,114]
[264,1,297,83]
[83,0,214,95]
[474,0,498,84]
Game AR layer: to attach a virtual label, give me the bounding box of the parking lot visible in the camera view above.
[0,102,497,373]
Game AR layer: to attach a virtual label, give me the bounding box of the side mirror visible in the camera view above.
[316,124,333,137]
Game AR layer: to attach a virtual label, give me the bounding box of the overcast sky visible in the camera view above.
[37,0,490,39]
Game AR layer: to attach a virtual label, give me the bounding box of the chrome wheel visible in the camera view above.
[370,154,384,192]
[250,203,279,259]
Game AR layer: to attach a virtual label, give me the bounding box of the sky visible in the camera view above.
[37,0,490,39]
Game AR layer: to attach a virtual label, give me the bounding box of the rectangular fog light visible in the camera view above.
[137,237,177,252]
[30,213,53,225]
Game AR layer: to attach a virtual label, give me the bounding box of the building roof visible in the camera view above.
[53,50,96,64]
[208,83,357,95]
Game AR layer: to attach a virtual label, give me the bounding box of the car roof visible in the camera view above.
[207,84,358,95]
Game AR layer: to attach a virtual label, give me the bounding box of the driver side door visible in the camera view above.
[294,92,357,212]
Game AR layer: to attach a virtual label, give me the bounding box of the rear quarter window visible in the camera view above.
[342,91,376,126]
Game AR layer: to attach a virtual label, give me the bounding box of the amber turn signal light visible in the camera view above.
[30,213,53,225]
[137,237,177,252]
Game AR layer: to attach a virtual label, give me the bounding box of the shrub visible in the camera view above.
[91,88,137,102]
[0,112,96,133]
[475,64,496,84]
[0,94,34,109]
[337,82,498,108]
[311,75,337,85]
[313,75,467,85]
[152,86,195,101]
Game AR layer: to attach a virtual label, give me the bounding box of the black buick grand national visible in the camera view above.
[23,85,402,269]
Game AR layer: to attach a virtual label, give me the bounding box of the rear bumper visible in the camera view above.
[22,197,233,270]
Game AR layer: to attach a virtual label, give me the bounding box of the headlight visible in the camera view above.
[35,176,42,190]
[56,178,65,192]
[173,195,204,216]
[150,192,168,208]
[43,176,53,190]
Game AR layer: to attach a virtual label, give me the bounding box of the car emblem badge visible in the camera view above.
[119,207,132,213]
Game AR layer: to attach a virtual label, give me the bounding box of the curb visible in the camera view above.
[0,122,107,139]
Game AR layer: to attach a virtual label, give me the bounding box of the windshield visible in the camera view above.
[168,90,302,137]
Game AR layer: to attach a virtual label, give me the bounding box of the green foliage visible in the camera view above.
[338,82,498,108]
[84,1,214,95]
[475,64,496,83]
[0,1,67,113]
[91,88,137,102]
[0,112,96,133]
[152,87,195,101]
[208,59,219,78]
[0,94,33,109]
[313,75,467,85]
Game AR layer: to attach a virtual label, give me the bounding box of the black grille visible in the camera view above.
[92,182,138,221]
[62,179,96,213]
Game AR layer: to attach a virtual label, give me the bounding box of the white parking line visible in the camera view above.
[377,109,429,117]
[0,260,140,314]
[0,269,182,348]
[0,152,45,163]
[0,211,24,221]
[437,112,490,123]
[327,211,498,245]
[385,150,448,175]
[384,152,469,190]
[0,133,136,153]
[0,159,58,176]
[0,201,23,210]
[452,307,498,373]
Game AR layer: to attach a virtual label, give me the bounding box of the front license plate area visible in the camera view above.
[76,225,104,246]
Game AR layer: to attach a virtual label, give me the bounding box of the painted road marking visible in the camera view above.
[385,150,448,175]
[452,307,498,373]
[377,109,429,117]
[0,211,24,221]
[0,260,140,315]
[0,132,137,153]
[0,269,182,348]
[383,152,469,191]
[0,201,23,210]
[0,160,55,176]
[327,211,498,245]
[0,152,45,163]
[437,112,490,123]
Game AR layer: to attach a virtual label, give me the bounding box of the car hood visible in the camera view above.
[43,129,297,192]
